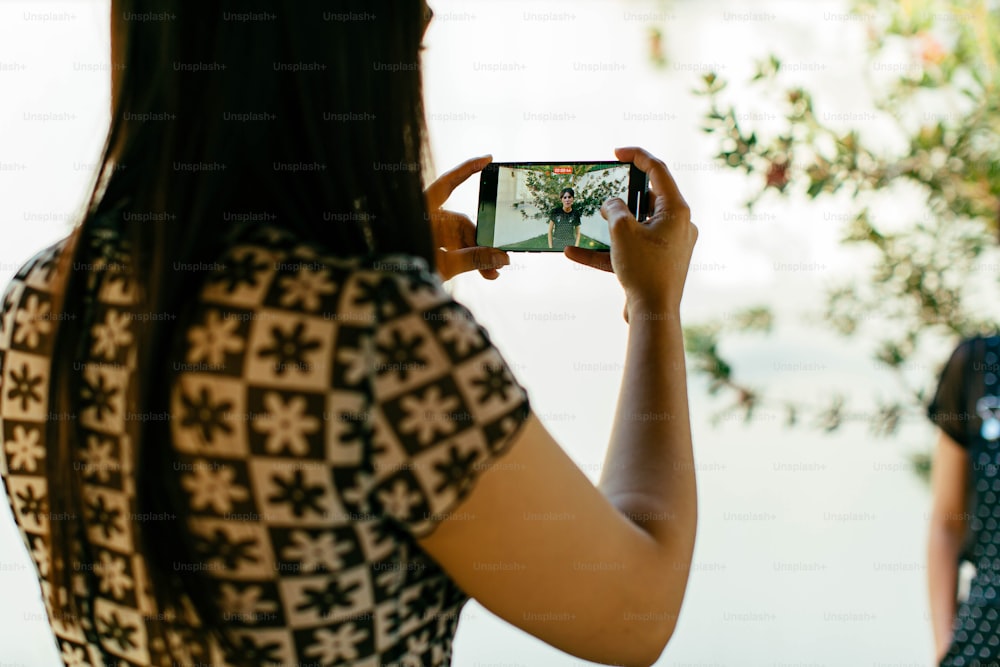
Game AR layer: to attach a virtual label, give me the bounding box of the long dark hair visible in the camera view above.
[46,0,434,658]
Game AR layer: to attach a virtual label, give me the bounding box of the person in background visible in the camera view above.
[928,334,1000,665]
[548,187,582,249]
[0,1,699,666]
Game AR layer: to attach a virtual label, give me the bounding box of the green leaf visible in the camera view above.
[814,395,845,433]
[730,307,774,332]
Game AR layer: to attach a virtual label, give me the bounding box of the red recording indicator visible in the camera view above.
[552,166,572,174]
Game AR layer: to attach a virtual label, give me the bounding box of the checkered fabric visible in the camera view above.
[0,216,530,666]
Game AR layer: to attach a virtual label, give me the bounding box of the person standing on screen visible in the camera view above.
[548,187,582,249]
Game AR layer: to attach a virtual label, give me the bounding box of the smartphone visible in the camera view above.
[476,161,648,251]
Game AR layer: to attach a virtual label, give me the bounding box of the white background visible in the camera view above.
[0,1,957,665]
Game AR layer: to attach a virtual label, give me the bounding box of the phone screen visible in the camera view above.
[477,161,644,252]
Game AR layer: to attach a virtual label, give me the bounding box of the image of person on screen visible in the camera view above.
[548,187,582,249]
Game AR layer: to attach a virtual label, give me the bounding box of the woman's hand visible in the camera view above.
[564,146,697,323]
[425,155,510,281]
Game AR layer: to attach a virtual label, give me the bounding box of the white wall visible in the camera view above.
[0,1,950,665]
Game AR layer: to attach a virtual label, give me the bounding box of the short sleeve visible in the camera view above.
[573,211,581,226]
[927,338,977,448]
[363,257,531,537]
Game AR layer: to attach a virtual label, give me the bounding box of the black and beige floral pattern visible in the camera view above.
[0,217,530,666]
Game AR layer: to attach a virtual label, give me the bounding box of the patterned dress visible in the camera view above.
[0,214,530,666]
[929,335,1000,666]
[548,206,580,250]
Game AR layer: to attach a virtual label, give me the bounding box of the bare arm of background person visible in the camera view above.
[419,146,699,667]
[548,219,554,248]
[928,431,968,662]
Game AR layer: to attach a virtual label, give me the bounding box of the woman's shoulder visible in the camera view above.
[223,220,432,272]
[0,232,75,327]
[7,233,73,285]
[946,334,999,366]
[188,220,447,322]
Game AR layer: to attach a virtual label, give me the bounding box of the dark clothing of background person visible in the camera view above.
[548,206,581,250]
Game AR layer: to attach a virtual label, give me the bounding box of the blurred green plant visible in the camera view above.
[512,164,628,224]
[680,0,1000,481]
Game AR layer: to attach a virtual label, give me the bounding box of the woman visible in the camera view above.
[548,187,582,249]
[0,2,699,666]
[928,334,1000,665]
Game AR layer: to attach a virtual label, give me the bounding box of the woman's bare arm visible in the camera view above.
[928,430,968,661]
[418,147,698,667]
